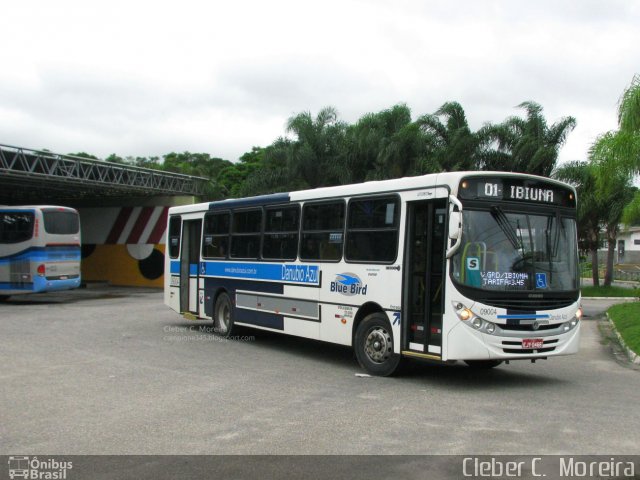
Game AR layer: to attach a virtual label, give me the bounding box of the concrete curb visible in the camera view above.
[606,312,640,365]
[583,297,640,301]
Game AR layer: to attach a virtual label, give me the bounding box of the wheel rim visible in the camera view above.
[364,326,392,364]
[217,301,230,334]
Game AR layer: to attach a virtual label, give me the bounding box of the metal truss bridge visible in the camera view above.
[0,144,209,204]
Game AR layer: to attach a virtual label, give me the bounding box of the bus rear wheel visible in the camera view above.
[464,360,503,369]
[214,293,235,338]
[354,313,401,376]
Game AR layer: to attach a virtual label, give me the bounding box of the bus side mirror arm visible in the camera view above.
[446,195,463,259]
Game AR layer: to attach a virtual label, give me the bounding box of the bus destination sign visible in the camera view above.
[458,177,575,208]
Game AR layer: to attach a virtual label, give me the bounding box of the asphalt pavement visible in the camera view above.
[1,289,638,455]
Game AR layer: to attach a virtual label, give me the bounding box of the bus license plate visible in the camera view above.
[522,338,544,349]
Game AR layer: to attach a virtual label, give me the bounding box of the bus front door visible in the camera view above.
[180,219,202,315]
[403,199,446,358]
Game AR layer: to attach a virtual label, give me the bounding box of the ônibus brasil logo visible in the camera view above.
[330,273,368,296]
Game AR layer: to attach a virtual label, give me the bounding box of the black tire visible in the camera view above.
[0,295,10,302]
[464,360,503,369]
[213,293,235,338]
[354,313,402,376]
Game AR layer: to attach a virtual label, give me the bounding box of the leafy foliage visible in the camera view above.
[77,99,581,200]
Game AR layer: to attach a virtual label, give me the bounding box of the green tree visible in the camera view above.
[587,75,640,285]
[416,101,478,172]
[217,147,265,197]
[554,161,606,286]
[161,152,233,200]
[599,166,636,286]
[343,104,419,183]
[285,107,346,188]
[105,153,126,164]
[374,121,431,179]
[592,75,640,224]
[68,152,99,160]
[480,101,576,176]
[236,139,306,196]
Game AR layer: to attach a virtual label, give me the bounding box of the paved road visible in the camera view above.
[1,289,638,455]
[580,297,638,317]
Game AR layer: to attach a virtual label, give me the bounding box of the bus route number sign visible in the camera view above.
[459,177,575,207]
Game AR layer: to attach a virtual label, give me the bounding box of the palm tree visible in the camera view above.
[591,76,640,219]
[343,104,415,183]
[285,107,346,188]
[554,161,606,286]
[589,75,640,176]
[619,74,640,136]
[480,101,576,176]
[586,75,640,285]
[374,121,432,179]
[416,101,479,172]
[598,164,636,286]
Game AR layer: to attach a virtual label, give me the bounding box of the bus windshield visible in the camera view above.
[42,209,80,235]
[452,207,578,292]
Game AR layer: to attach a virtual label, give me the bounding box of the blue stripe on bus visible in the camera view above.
[190,264,198,276]
[203,261,319,285]
[208,193,290,211]
[169,260,320,285]
[235,308,284,330]
[0,282,34,291]
[0,246,80,263]
[497,314,551,319]
[0,276,80,293]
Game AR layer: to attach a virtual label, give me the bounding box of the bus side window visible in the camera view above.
[168,216,181,259]
[263,206,299,260]
[202,212,230,259]
[300,202,344,262]
[345,196,399,263]
[230,209,262,259]
[0,212,35,244]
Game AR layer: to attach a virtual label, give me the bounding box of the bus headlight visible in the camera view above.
[454,302,499,334]
[562,315,580,332]
[453,302,473,321]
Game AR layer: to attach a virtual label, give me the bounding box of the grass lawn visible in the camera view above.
[581,286,640,297]
[607,302,640,356]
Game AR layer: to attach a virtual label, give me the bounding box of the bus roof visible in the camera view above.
[0,205,78,213]
[169,171,575,214]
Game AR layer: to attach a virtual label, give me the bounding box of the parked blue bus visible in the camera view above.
[0,206,81,300]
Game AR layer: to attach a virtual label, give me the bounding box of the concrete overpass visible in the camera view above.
[1,144,209,287]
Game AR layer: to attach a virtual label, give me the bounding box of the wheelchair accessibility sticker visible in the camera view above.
[536,273,548,289]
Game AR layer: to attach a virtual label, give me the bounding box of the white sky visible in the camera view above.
[1,0,638,164]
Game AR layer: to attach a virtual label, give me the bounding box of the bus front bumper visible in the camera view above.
[446,321,581,361]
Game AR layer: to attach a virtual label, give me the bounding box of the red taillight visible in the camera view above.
[37,264,46,276]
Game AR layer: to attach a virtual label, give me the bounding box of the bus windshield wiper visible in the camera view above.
[490,206,522,251]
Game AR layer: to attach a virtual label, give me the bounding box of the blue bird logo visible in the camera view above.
[337,274,360,286]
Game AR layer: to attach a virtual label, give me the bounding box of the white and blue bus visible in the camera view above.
[164,172,581,375]
[0,206,81,300]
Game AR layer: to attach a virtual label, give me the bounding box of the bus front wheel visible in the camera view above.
[464,360,503,369]
[214,293,235,338]
[354,313,402,376]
